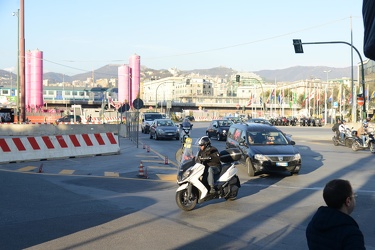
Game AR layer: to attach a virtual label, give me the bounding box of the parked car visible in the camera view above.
[247,118,272,126]
[223,116,242,123]
[56,115,82,123]
[149,119,180,140]
[206,119,233,141]
[226,123,301,177]
[141,112,163,134]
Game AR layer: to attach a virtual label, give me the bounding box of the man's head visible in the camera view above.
[323,179,356,214]
[197,136,211,150]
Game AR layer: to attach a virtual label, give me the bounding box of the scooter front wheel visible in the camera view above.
[176,189,197,211]
[369,142,375,154]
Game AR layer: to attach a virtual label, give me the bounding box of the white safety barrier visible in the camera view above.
[0,133,120,163]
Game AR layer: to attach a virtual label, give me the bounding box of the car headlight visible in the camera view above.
[254,154,268,161]
[292,153,301,161]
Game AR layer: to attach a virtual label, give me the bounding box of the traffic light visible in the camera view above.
[236,75,240,82]
[293,39,304,53]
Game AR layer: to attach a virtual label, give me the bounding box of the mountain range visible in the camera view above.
[1,65,357,86]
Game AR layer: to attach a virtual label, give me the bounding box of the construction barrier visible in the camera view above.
[0,132,120,163]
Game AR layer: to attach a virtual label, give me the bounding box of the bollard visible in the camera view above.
[143,143,146,149]
[147,145,150,153]
[164,156,168,165]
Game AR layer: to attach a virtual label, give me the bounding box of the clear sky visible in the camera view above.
[0,0,365,76]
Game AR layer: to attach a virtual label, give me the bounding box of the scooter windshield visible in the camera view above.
[176,138,198,173]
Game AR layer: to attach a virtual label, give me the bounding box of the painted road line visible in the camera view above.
[59,169,75,175]
[142,160,165,163]
[135,155,159,158]
[105,171,120,177]
[147,166,176,170]
[18,166,37,172]
[156,174,176,182]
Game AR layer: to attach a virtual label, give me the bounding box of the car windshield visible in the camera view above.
[157,120,174,126]
[145,114,162,121]
[247,131,288,145]
[218,120,233,126]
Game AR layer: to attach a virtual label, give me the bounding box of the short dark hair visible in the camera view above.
[323,179,352,209]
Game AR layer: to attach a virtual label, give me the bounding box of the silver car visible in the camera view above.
[149,119,179,140]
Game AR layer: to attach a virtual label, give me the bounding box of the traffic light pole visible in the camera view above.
[293,40,366,120]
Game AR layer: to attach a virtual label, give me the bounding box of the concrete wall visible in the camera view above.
[0,124,125,137]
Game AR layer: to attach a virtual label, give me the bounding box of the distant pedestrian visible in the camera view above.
[87,115,92,123]
[306,179,365,249]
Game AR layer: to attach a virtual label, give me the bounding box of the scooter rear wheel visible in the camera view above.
[176,189,197,211]
[352,141,359,151]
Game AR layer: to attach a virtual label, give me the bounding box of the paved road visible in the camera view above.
[1,123,375,249]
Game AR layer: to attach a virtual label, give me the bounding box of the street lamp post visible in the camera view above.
[155,82,164,112]
[12,9,20,123]
[293,39,366,119]
[323,70,331,125]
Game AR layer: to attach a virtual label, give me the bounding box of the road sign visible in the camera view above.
[133,98,144,109]
[358,97,364,106]
[118,103,130,113]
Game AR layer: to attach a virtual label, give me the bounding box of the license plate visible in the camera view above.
[276,162,288,167]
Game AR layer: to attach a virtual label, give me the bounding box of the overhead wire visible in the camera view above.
[41,16,361,74]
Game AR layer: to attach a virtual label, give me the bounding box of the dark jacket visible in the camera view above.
[306,206,365,250]
[197,146,221,168]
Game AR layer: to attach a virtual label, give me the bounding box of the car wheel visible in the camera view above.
[206,132,211,138]
[217,133,222,141]
[176,136,179,140]
[291,171,299,175]
[246,158,255,177]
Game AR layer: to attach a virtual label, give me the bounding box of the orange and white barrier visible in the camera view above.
[0,132,120,163]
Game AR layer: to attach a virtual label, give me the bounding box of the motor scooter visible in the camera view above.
[351,131,375,153]
[175,138,241,211]
[332,127,354,148]
[179,121,193,144]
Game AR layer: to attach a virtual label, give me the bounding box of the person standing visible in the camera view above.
[196,136,221,194]
[306,179,365,249]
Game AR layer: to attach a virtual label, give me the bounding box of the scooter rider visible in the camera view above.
[181,118,193,129]
[197,136,221,194]
[357,120,369,146]
[339,120,348,142]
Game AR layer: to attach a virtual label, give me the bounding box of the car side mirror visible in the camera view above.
[290,141,296,145]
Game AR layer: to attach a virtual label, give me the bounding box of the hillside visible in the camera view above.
[0,65,357,86]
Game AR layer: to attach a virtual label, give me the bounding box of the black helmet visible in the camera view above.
[197,136,211,148]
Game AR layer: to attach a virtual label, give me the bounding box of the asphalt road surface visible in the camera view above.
[1,122,374,249]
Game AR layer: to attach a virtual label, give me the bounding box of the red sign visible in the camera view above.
[357,97,364,106]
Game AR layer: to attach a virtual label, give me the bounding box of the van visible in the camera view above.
[141,112,163,134]
[226,123,302,177]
